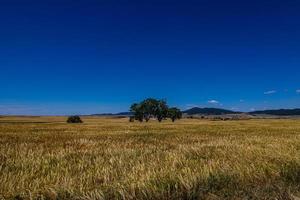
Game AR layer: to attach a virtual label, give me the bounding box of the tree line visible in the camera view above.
[130,98,182,122]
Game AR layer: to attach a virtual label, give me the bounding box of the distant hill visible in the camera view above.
[91,108,237,116]
[89,108,300,117]
[249,109,300,116]
[90,112,133,116]
[183,107,238,115]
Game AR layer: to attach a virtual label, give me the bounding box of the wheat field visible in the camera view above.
[0,116,299,199]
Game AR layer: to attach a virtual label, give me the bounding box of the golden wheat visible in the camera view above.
[0,117,299,199]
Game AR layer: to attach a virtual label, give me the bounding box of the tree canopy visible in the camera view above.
[67,116,83,123]
[130,98,182,122]
[168,107,182,122]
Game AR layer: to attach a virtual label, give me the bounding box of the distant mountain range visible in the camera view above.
[183,107,239,115]
[184,107,300,116]
[90,112,133,116]
[89,108,300,116]
[249,109,300,116]
[90,108,237,116]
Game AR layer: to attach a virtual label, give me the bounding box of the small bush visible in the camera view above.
[67,116,83,123]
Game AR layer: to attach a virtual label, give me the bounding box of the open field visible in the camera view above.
[0,117,299,200]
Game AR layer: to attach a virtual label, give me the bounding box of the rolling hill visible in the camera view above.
[183,107,238,115]
[89,108,300,117]
[249,109,300,116]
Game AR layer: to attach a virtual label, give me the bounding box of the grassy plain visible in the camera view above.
[0,116,299,199]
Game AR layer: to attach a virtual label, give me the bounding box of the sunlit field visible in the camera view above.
[0,117,299,199]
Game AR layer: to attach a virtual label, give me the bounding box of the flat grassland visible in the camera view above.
[0,117,299,200]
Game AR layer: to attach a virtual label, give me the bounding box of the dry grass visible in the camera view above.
[0,117,299,199]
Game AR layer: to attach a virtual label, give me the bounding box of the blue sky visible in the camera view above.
[1,0,300,115]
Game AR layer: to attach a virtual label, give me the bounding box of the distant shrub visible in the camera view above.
[67,116,83,123]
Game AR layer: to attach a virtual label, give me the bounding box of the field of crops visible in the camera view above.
[0,117,299,199]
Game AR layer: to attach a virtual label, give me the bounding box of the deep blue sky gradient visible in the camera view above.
[1,0,300,115]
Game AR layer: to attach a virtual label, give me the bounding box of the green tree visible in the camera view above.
[130,98,172,122]
[168,107,182,122]
[155,100,169,122]
[130,103,144,122]
[67,116,83,123]
[141,98,159,122]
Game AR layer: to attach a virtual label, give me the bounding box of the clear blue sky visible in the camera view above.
[1,0,300,115]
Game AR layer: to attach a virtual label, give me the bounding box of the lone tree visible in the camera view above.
[67,116,83,123]
[130,98,182,122]
[168,107,182,122]
[130,103,144,122]
[141,98,160,122]
[155,99,169,122]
